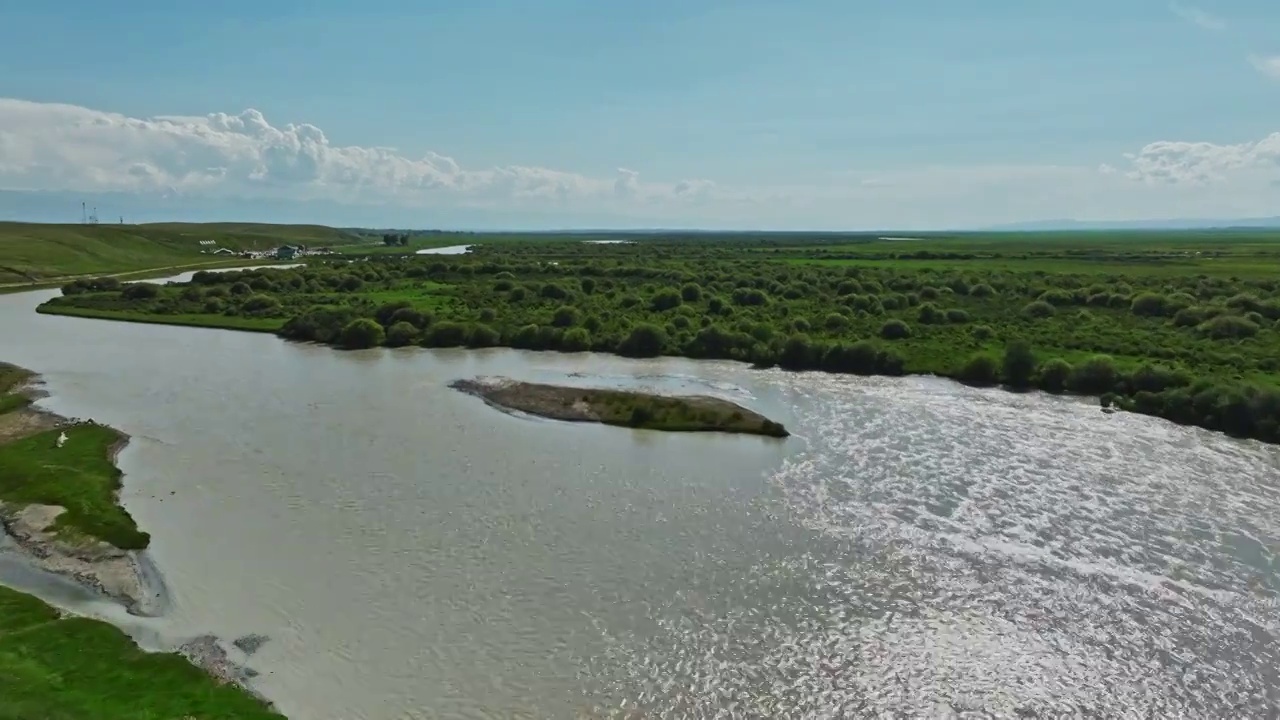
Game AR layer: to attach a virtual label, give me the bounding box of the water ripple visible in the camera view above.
[588,373,1280,718]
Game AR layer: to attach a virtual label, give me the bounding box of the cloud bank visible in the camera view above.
[0,98,714,210]
[1,98,1279,228]
[1252,55,1280,80]
[1170,3,1226,31]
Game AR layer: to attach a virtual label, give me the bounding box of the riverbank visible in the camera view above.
[0,257,298,296]
[0,361,283,716]
[36,302,286,331]
[34,235,1280,446]
[0,584,284,719]
[0,366,154,613]
[452,377,790,437]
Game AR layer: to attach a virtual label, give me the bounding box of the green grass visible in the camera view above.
[0,585,284,719]
[0,221,360,285]
[0,363,34,416]
[0,394,31,416]
[360,284,456,312]
[0,363,32,395]
[0,424,148,549]
[36,305,285,333]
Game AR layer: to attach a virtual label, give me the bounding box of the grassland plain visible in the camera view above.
[0,364,284,718]
[37,228,1280,444]
[0,221,364,287]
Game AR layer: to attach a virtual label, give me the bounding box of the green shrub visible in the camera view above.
[618,324,668,357]
[880,319,911,340]
[552,305,580,327]
[1022,300,1056,318]
[122,283,161,300]
[339,318,385,349]
[1067,355,1118,395]
[1172,306,1213,327]
[917,303,945,324]
[422,321,469,347]
[375,301,414,326]
[467,324,501,347]
[651,289,683,312]
[1038,289,1074,307]
[390,307,430,328]
[562,327,592,352]
[385,321,419,347]
[242,294,281,316]
[960,354,1000,386]
[1001,341,1036,388]
[540,283,570,300]
[1037,358,1073,393]
[1197,315,1259,340]
[1130,292,1168,317]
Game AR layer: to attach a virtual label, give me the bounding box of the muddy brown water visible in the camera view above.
[2,270,1280,718]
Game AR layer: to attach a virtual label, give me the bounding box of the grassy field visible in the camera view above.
[0,585,284,719]
[0,362,32,393]
[0,424,149,549]
[1,362,149,548]
[36,305,286,333]
[0,221,363,285]
[0,363,34,415]
[36,227,1280,444]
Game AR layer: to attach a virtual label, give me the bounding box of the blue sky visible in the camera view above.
[1,0,1278,229]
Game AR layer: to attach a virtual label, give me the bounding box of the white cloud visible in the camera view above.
[1122,133,1280,184]
[1169,3,1226,31]
[1250,55,1280,80]
[0,98,711,212]
[2,97,1280,228]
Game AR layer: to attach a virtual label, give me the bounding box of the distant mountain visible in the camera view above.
[986,217,1280,231]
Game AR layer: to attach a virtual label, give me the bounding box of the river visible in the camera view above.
[1,273,1279,718]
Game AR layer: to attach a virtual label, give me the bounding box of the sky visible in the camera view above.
[0,0,1278,230]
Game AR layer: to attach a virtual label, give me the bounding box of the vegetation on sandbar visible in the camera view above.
[452,378,788,437]
[37,229,1280,444]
